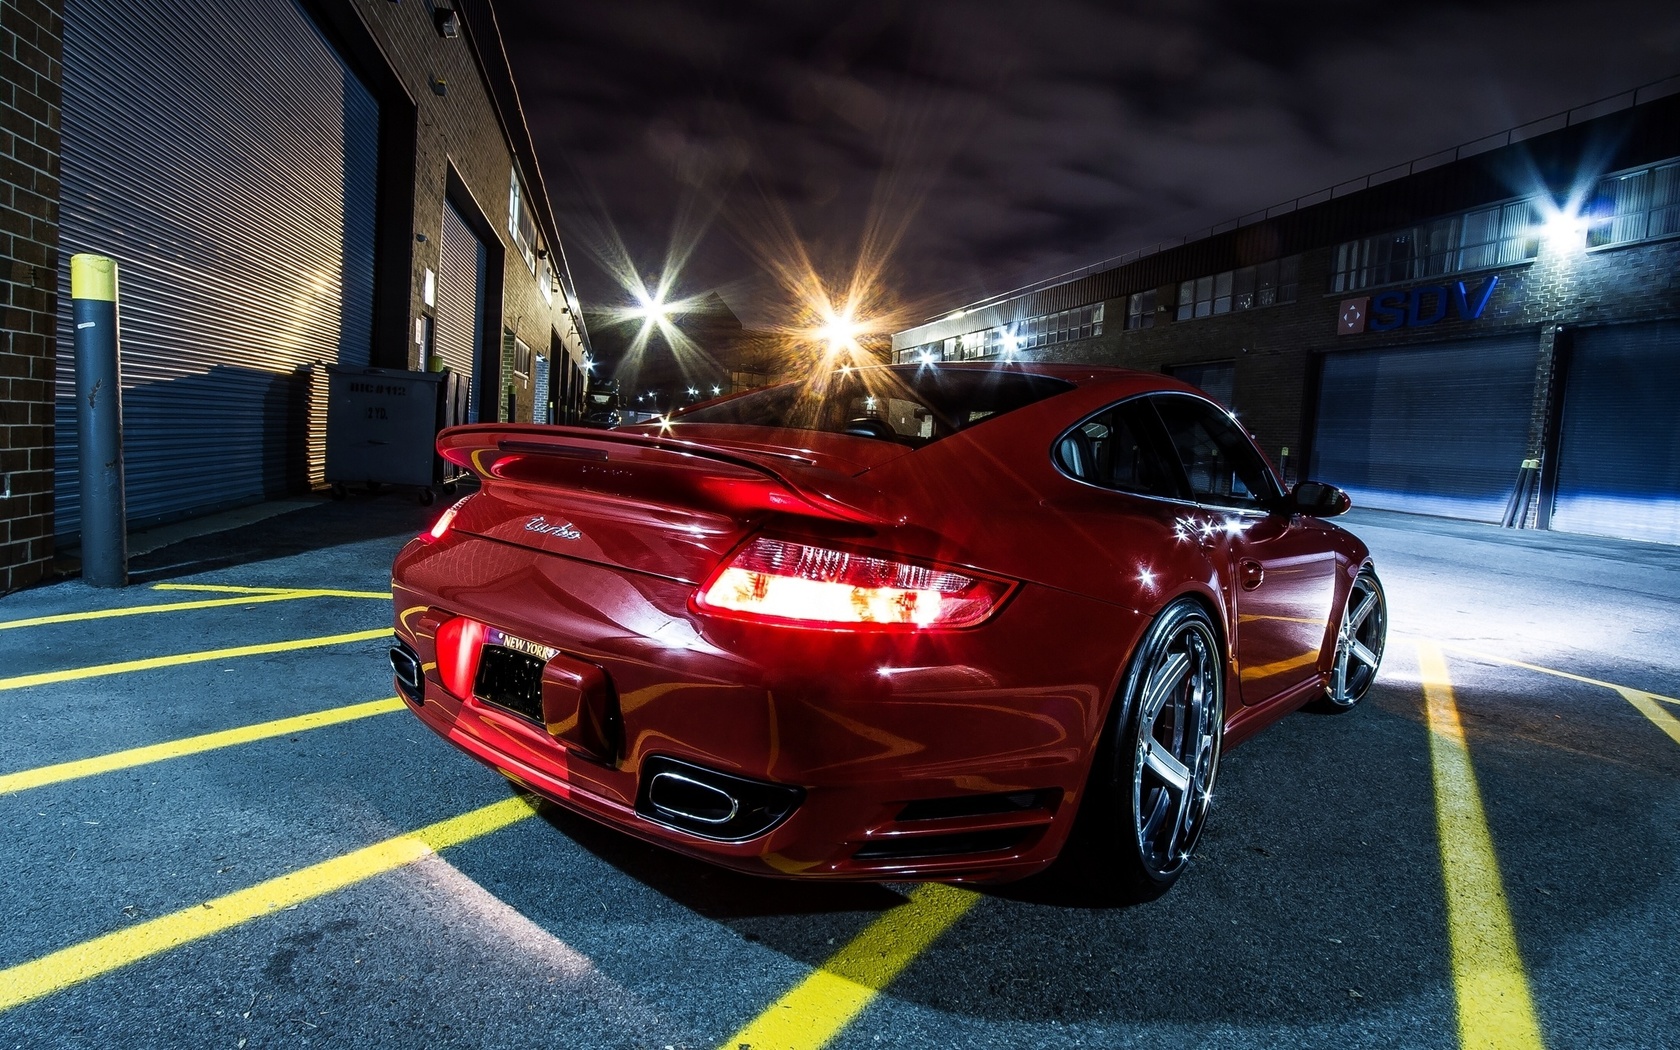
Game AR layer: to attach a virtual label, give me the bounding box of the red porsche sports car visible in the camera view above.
[389,363,1386,897]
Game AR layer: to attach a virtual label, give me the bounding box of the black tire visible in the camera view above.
[1089,599,1226,901]
[1314,568,1387,712]
[329,483,347,501]
[418,487,436,506]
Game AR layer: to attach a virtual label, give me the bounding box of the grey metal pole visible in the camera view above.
[71,253,127,587]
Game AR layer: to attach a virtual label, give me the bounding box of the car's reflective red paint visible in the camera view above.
[390,364,1375,883]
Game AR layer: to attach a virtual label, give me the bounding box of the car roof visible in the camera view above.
[869,360,1210,397]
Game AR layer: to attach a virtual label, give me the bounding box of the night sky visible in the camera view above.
[495,1,1680,334]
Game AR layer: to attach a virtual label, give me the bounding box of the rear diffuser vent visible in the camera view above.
[896,789,1059,823]
[853,828,1032,861]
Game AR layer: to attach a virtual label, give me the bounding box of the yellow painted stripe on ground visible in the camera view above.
[1613,687,1680,749]
[146,584,296,595]
[0,795,539,1013]
[150,583,391,600]
[1434,642,1680,707]
[1418,641,1545,1050]
[0,698,405,795]
[0,628,391,692]
[0,591,364,632]
[718,883,978,1050]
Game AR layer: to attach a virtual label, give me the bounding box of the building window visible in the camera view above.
[960,328,995,359]
[1331,201,1539,292]
[897,303,1105,364]
[1019,303,1103,348]
[1177,257,1299,321]
[1127,289,1156,330]
[1586,159,1680,249]
[507,167,538,274]
[892,341,944,364]
[538,257,554,303]
[1170,360,1235,409]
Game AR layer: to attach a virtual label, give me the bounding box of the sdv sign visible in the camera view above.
[1337,275,1499,335]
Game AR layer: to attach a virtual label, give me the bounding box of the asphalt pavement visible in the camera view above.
[0,493,1676,1049]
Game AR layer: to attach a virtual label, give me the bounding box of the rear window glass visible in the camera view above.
[672,366,1075,447]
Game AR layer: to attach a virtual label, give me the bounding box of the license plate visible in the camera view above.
[473,643,547,724]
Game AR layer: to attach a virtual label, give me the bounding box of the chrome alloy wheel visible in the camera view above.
[1130,611,1223,881]
[1327,570,1387,709]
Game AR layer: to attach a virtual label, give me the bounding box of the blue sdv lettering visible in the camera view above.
[1367,275,1498,332]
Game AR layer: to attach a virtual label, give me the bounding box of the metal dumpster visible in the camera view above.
[325,365,467,504]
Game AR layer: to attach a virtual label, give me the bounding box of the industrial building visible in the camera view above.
[0,0,592,593]
[892,78,1680,546]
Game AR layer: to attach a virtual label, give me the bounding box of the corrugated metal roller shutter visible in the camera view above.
[437,202,487,422]
[1311,334,1539,522]
[55,0,379,539]
[1550,322,1680,544]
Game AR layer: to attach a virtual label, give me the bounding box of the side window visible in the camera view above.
[1149,395,1280,510]
[1054,401,1183,499]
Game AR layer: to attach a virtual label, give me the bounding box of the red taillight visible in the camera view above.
[420,495,474,544]
[434,616,488,698]
[693,537,1014,630]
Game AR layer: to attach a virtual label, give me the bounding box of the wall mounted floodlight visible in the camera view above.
[435,6,462,38]
[1542,210,1587,253]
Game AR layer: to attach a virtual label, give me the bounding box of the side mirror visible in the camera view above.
[1291,480,1352,518]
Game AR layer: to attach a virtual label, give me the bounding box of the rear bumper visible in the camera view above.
[391,532,1142,881]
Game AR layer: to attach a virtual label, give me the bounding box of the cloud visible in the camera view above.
[500,0,1680,329]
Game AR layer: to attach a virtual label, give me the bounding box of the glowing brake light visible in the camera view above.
[420,495,474,543]
[434,616,488,698]
[694,537,1013,629]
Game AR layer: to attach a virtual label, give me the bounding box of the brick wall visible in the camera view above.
[0,0,62,594]
[347,0,584,423]
[1003,230,1680,502]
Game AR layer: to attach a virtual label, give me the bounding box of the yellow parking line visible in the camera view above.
[145,584,295,595]
[0,697,405,795]
[0,591,361,632]
[1418,641,1545,1050]
[0,795,539,1013]
[1613,687,1680,749]
[151,583,391,600]
[1436,643,1679,706]
[718,883,977,1050]
[1435,643,1680,750]
[0,628,391,692]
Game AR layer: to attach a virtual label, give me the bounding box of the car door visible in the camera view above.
[1148,394,1338,706]
[1046,396,1211,598]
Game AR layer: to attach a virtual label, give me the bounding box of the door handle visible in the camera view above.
[1240,559,1264,591]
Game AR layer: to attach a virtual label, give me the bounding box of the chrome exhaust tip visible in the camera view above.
[389,640,423,701]
[646,770,740,826]
[635,756,803,841]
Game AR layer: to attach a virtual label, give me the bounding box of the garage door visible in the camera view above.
[1311,334,1539,522]
[437,201,489,422]
[1550,322,1680,544]
[54,0,379,541]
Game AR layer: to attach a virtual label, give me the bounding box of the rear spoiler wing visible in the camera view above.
[437,424,905,526]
